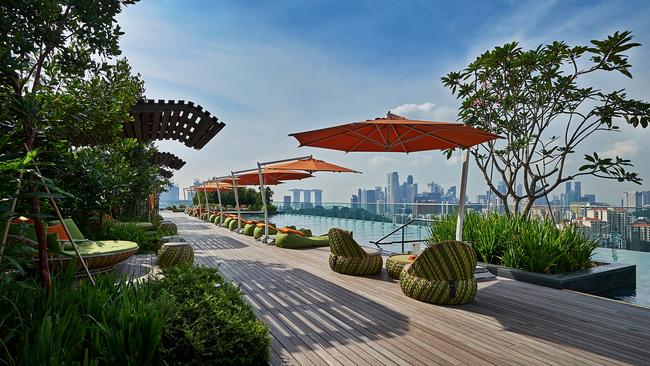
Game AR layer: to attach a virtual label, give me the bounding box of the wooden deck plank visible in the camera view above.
[139,214,650,366]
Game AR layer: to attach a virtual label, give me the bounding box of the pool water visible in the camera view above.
[262,213,650,308]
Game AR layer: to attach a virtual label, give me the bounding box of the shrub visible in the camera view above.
[0,272,163,365]
[430,212,598,274]
[142,265,270,365]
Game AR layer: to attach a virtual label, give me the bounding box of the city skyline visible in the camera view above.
[117,1,650,205]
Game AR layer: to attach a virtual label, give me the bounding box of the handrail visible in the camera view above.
[370,218,438,253]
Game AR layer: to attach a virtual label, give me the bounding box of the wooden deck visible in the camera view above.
[121,213,650,365]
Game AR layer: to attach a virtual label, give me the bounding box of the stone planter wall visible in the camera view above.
[481,261,636,294]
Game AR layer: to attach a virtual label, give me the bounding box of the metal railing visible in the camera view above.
[370,218,437,253]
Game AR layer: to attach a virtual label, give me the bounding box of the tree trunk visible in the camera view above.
[522,197,536,217]
[32,176,51,294]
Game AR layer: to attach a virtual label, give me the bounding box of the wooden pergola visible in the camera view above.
[151,152,186,170]
[127,99,226,149]
[158,168,174,179]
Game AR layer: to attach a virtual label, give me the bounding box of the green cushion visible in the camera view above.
[62,240,139,256]
[223,218,233,227]
[275,233,329,249]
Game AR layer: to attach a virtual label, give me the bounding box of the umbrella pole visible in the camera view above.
[257,163,270,242]
[216,179,223,222]
[455,149,470,242]
[231,172,242,231]
[203,181,210,220]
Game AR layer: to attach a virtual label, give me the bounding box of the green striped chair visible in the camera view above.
[328,228,382,276]
[399,240,477,305]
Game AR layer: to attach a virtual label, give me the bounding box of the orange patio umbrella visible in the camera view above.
[266,157,360,174]
[226,169,314,232]
[236,169,314,186]
[289,112,501,242]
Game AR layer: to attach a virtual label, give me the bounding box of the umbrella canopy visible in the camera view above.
[266,157,361,174]
[189,181,233,192]
[236,169,313,186]
[289,112,499,153]
[289,112,501,243]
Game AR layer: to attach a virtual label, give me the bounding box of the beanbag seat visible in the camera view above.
[275,233,329,249]
[243,223,257,236]
[253,224,277,239]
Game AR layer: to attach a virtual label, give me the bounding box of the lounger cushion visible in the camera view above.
[275,233,329,249]
[64,240,139,256]
[47,224,70,241]
[278,227,306,236]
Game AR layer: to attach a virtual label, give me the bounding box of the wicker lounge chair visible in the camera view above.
[46,219,139,274]
[399,240,477,305]
[328,228,382,276]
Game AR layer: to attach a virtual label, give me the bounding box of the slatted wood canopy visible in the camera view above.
[151,152,186,170]
[127,99,226,149]
[158,168,174,179]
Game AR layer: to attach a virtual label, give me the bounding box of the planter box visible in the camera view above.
[481,261,636,295]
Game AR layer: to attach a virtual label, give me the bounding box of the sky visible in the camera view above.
[116,0,650,204]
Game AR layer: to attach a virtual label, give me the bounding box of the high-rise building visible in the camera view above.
[187,178,202,201]
[283,196,291,209]
[406,175,414,185]
[289,189,301,208]
[574,182,582,201]
[497,181,507,196]
[350,194,359,208]
[623,191,637,208]
[387,172,400,206]
[303,190,312,208]
[313,189,323,207]
[160,183,180,204]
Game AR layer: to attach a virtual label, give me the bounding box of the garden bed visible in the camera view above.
[482,261,636,294]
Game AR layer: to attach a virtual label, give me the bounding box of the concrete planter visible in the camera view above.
[481,261,636,294]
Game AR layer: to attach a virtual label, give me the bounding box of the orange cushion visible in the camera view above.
[47,224,70,241]
[278,227,306,236]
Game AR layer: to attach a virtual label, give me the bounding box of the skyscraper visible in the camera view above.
[387,172,400,206]
[574,181,582,201]
[283,195,291,209]
[313,189,323,207]
[289,189,301,208]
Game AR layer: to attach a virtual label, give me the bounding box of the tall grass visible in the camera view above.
[0,271,163,365]
[430,212,598,274]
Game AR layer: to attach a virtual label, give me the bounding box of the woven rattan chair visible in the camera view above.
[328,228,382,276]
[400,240,477,305]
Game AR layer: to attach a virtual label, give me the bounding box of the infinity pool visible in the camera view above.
[263,213,650,308]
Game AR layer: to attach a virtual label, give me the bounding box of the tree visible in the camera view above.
[0,0,139,291]
[442,31,650,215]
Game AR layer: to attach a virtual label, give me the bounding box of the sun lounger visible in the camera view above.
[275,232,329,249]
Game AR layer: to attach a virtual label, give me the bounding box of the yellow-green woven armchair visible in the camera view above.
[328,228,382,276]
[400,240,477,305]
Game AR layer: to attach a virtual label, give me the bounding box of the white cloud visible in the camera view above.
[602,139,640,158]
[390,102,456,121]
